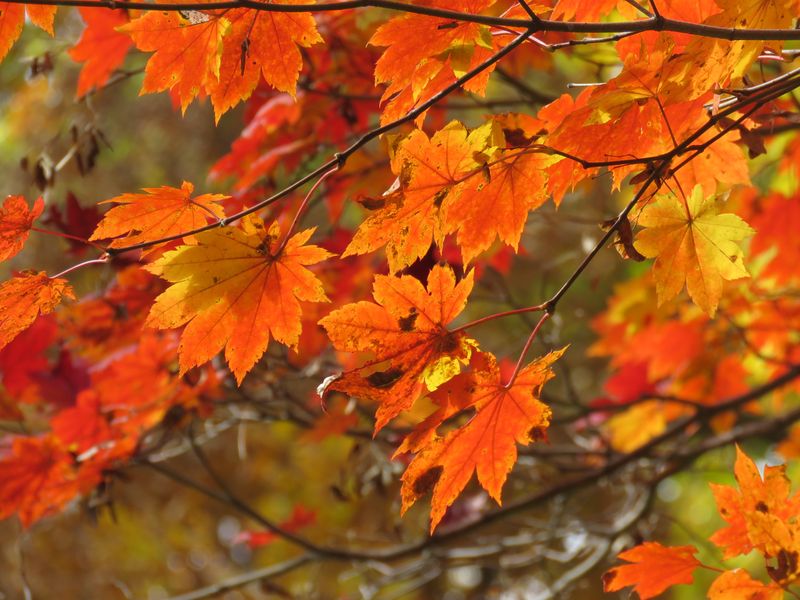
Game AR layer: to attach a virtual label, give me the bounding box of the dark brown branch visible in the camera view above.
[152,362,800,600]
[11,0,800,41]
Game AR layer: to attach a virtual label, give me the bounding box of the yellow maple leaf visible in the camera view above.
[146,217,333,383]
[634,186,754,316]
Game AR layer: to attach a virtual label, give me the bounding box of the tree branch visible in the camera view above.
[10,0,800,41]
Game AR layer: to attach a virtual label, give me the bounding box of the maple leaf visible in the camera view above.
[0,272,74,351]
[606,400,667,453]
[0,314,57,400]
[319,263,476,432]
[750,192,800,286]
[51,390,114,455]
[122,1,320,118]
[551,0,635,21]
[146,218,332,383]
[90,181,227,250]
[122,10,230,113]
[0,2,56,63]
[711,446,800,563]
[43,191,101,256]
[442,148,553,264]
[708,570,783,600]
[634,186,754,316]
[369,0,496,123]
[346,120,549,270]
[344,122,490,272]
[0,435,81,527]
[400,349,563,531]
[68,8,133,98]
[0,195,44,261]
[672,131,751,198]
[602,542,701,599]
[662,0,794,101]
[209,0,322,120]
[89,332,219,441]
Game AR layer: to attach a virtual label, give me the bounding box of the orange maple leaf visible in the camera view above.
[750,192,800,286]
[122,10,230,113]
[0,2,56,62]
[443,149,552,264]
[707,570,783,600]
[0,435,81,527]
[320,265,476,431]
[662,0,794,101]
[344,122,488,272]
[0,195,44,261]
[0,272,74,351]
[369,0,495,123]
[122,2,320,119]
[146,218,332,383]
[209,0,322,120]
[319,263,476,432]
[711,445,800,562]
[346,120,556,267]
[551,0,636,21]
[68,8,133,98]
[90,181,227,250]
[602,542,701,599]
[400,349,562,531]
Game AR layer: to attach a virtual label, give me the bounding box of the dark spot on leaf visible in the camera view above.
[435,332,459,354]
[433,188,449,208]
[528,426,548,443]
[755,501,768,513]
[601,570,617,590]
[356,195,386,211]
[366,368,403,388]
[398,309,418,332]
[503,128,533,148]
[412,466,443,496]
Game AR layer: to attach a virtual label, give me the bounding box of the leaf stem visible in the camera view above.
[49,256,109,279]
[275,166,339,255]
[504,311,550,389]
[450,304,545,334]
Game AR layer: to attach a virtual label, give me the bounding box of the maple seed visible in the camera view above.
[366,368,403,388]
